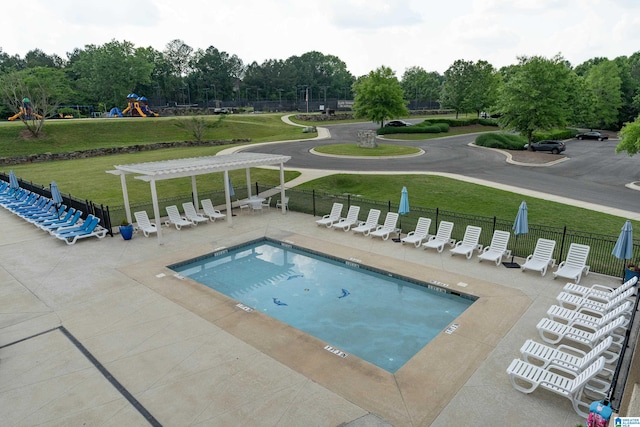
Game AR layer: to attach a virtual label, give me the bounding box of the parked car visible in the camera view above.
[385,120,411,127]
[576,131,608,141]
[524,140,566,154]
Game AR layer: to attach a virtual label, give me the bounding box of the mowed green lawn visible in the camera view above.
[0,114,635,236]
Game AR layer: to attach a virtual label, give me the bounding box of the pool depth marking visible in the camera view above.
[324,345,349,358]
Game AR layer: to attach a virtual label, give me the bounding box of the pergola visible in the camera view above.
[107,152,291,243]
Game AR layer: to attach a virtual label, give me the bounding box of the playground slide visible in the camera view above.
[134,104,148,117]
[8,113,21,121]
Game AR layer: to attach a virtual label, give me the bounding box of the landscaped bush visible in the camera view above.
[377,123,448,135]
[532,128,576,142]
[475,132,527,150]
[420,117,499,127]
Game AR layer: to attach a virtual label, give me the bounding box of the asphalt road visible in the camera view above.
[244,121,640,213]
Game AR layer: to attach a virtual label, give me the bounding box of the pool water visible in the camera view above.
[170,239,474,373]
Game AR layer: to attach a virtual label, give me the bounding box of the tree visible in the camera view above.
[440,59,474,118]
[189,46,244,104]
[585,59,622,129]
[352,66,408,127]
[0,67,72,137]
[496,55,573,146]
[68,40,154,107]
[401,66,442,108]
[615,115,640,156]
[465,61,500,117]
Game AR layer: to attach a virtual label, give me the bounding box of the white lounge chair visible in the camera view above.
[370,212,399,240]
[401,217,431,247]
[477,230,511,266]
[331,205,360,231]
[556,288,635,315]
[506,356,609,418]
[236,199,249,214]
[422,221,455,252]
[449,225,482,259]
[521,238,556,276]
[553,243,591,284]
[134,211,158,237]
[182,202,209,225]
[165,205,194,230]
[201,199,226,222]
[562,275,637,302]
[316,202,344,227]
[520,336,616,373]
[546,301,631,333]
[536,316,626,348]
[352,209,381,236]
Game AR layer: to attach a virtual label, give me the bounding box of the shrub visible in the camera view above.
[532,128,576,142]
[377,123,448,135]
[475,132,527,150]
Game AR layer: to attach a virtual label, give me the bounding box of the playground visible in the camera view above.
[109,93,158,118]
[7,98,42,121]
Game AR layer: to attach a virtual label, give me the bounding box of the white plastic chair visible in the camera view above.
[422,221,455,252]
[401,217,431,247]
[506,356,609,418]
[182,202,209,225]
[553,243,591,284]
[134,211,158,237]
[521,238,556,276]
[562,275,637,302]
[316,202,344,227]
[536,316,626,348]
[165,205,194,230]
[449,225,482,259]
[276,196,289,211]
[520,336,616,373]
[352,209,381,236]
[201,199,226,222]
[370,212,399,240]
[331,205,361,231]
[477,230,511,266]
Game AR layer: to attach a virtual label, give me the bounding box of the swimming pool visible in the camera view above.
[170,238,475,372]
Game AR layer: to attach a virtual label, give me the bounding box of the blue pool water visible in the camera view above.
[170,239,474,372]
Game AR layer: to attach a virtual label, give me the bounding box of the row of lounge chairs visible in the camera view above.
[315,203,592,282]
[0,184,107,245]
[133,199,227,237]
[505,276,636,417]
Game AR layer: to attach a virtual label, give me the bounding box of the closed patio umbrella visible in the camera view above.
[612,220,633,280]
[504,201,528,268]
[9,170,20,199]
[50,181,63,217]
[396,186,410,241]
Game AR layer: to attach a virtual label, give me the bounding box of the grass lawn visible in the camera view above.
[313,143,421,156]
[1,113,633,237]
[0,113,307,157]
[297,174,636,236]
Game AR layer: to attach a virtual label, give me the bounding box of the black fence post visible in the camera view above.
[255,181,259,196]
[312,190,316,217]
[559,226,567,259]
[347,194,351,209]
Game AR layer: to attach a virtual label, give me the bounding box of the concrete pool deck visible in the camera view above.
[0,208,625,426]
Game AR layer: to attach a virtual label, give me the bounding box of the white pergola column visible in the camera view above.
[191,175,199,208]
[245,167,252,198]
[150,178,163,244]
[279,162,286,214]
[224,170,233,226]
[119,172,132,224]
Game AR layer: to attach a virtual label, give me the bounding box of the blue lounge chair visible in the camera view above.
[54,215,108,245]
[40,210,82,232]
[17,199,55,218]
[26,205,67,224]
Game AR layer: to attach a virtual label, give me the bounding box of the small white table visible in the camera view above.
[247,197,265,213]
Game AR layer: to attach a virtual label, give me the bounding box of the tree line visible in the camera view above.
[1,39,640,139]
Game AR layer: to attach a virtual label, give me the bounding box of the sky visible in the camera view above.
[1,0,639,77]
